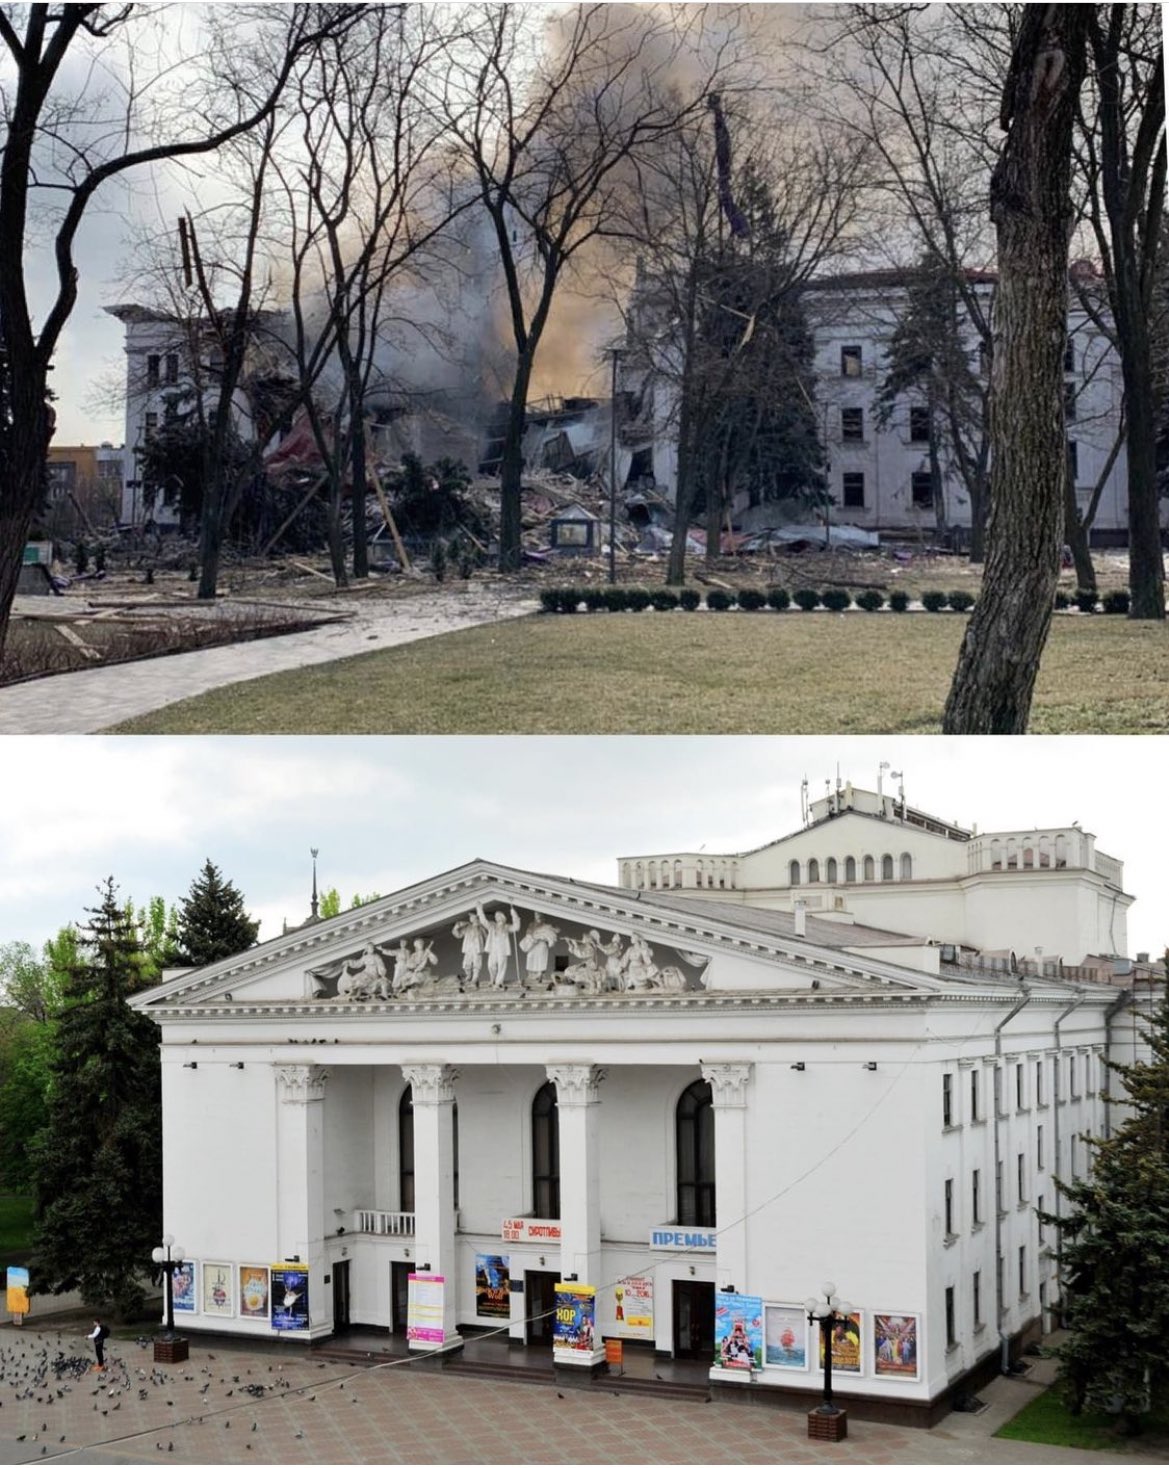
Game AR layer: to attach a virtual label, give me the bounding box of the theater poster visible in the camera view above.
[873,1313,920,1379]
[818,1311,863,1374]
[239,1265,270,1319]
[172,1262,196,1313]
[553,1283,596,1354]
[764,1305,808,1370]
[270,1266,310,1331]
[407,1272,445,1344]
[615,1276,653,1339]
[714,1292,763,1371]
[201,1262,234,1318]
[6,1266,29,1318]
[475,1255,510,1319]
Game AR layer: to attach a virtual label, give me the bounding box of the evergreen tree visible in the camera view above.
[1048,962,1169,1433]
[171,860,260,968]
[28,881,162,1317]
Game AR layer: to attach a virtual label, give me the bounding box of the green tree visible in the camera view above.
[130,896,181,984]
[28,881,162,1317]
[171,860,260,968]
[1048,962,1169,1433]
[319,888,381,920]
[0,935,74,1189]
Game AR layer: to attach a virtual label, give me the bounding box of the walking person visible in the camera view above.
[89,1318,110,1372]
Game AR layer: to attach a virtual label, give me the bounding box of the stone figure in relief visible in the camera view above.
[398,937,437,991]
[476,904,521,987]
[563,929,607,991]
[342,942,390,1000]
[519,914,560,981]
[452,911,489,985]
[597,933,627,991]
[622,932,658,990]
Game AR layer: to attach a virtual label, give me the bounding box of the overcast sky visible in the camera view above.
[2,735,1165,960]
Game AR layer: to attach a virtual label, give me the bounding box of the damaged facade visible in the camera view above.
[131,781,1152,1424]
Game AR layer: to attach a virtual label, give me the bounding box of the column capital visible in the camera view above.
[701,1061,752,1107]
[402,1063,459,1104]
[547,1063,607,1105]
[275,1063,329,1104]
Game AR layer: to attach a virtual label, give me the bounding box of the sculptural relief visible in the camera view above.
[519,914,560,982]
[477,904,521,988]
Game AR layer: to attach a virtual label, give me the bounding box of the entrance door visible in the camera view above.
[332,1261,351,1332]
[672,1280,714,1360]
[391,1262,412,1335]
[525,1270,560,1347]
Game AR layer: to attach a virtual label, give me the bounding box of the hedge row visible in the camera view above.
[540,586,1134,615]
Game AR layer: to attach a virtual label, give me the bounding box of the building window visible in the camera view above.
[900,853,912,880]
[1036,1059,1045,1107]
[972,1168,982,1225]
[1038,1195,1046,1244]
[944,1178,955,1236]
[146,354,160,387]
[677,1080,715,1227]
[532,1081,560,1218]
[789,860,800,887]
[911,471,934,508]
[1017,1151,1026,1202]
[863,855,875,881]
[842,472,865,508]
[1037,1125,1044,1171]
[945,1286,956,1348]
[971,1069,980,1123]
[826,858,838,883]
[909,405,931,443]
[841,345,862,378]
[1018,1245,1027,1297]
[1064,381,1077,422]
[841,406,864,441]
[1068,1054,1077,1097]
[881,854,894,881]
[973,1270,982,1329]
[808,858,820,883]
[399,1087,415,1214]
[845,856,857,883]
[1016,1063,1025,1110]
[165,352,179,384]
[943,1072,954,1128]
[1067,439,1078,485]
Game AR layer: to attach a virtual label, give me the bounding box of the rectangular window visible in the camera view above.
[1038,1194,1045,1244]
[841,344,863,377]
[909,405,931,443]
[1064,381,1077,422]
[945,1285,956,1347]
[994,1066,1005,1117]
[973,1270,982,1329]
[1067,440,1079,484]
[841,406,864,441]
[1064,339,1076,374]
[1068,1054,1077,1097]
[1037,1124,1044,1171]
[945,1178,955,1236]
[146,354,160,387]
[943,1072,954,1127]
[1015,1063,1025,1110]
[842,472,865,508]
[165,352,179,385]
[970,1069,980,1123]
[911,471,934,508]
[1036,1059,1045,1106]
[1017,1151,1026,1202]
[972,1168,982,1225]
[1018,1245,1027,1297]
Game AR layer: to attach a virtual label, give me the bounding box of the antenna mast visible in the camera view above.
[310,847,320,920]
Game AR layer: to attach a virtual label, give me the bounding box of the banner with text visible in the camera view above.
[475,1255,511,1319]
[407,1273,445,1344]
[553,1283,597,1354]
[615,1276,653,1339]
[715,1292,763,1371]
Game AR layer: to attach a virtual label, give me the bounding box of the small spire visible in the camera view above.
[310,848,319,920]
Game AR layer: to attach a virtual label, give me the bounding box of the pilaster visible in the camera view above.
[401,1063,461,1350]
[702,1062,751,1292]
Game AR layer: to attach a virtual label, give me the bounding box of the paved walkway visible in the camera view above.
[0,1320,1160,1466]
[0,589,536,735]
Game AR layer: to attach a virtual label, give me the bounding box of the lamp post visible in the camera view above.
[151,1235,190,1364]
[803,1282,853,1442]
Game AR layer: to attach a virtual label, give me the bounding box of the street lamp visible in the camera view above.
[803,1282,853,1442]
[151,1235,190,1364]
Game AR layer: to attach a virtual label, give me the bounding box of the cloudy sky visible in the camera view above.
[2,735,1165,960]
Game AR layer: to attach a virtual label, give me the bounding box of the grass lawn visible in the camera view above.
[0,1194,35,1260]
[996,1384,1169,1454]
[109,611,1169,735]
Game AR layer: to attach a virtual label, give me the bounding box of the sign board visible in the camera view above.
[649,1227,716,1251]
[553,1283,596,1354]
[715,1292,764,1371]
[475,1255,510,1319]
[6,1267,29,1316]
[501,1217,562,1244]
[270,1266,310,1331]
[407,1272,445,1344]
[614,1276,653,1339]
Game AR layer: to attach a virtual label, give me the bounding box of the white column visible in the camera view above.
[402,1063,461,1350]
[274,1064,328,1335]
[702,1062,752,1293]
[548,1063,606,1368]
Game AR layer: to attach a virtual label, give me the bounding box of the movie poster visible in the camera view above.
[239,1266,270,1319]
[873,1313,919,1379]
[270,1266,310,1331]
[6,1266,29,1317]
[615,1276,653,1339]
[714,1292,763,1371]
[553,1283,596,1354]
[201,1263,234,1318]
[817,1311,863,1374]
[764,1305,808,1370]
[172,1262,196,1313]
[475,1255,510,1319]
[407,1273,445,1344]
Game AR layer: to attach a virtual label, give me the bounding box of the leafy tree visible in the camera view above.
[171,860,260,968]
[1048,962,1169,1434]
[130,897,182,984]
[319,888,382,920]
[28,881,162,1317]
[0,935,74,1189]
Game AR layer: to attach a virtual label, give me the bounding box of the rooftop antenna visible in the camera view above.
[800,776,809,826]
[310,847,320,921]
[891,771,905,817]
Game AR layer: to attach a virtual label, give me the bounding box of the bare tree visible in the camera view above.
[943,5,1091,735]
[0,3,356,660]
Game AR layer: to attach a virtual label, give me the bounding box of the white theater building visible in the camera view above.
[132,783,1153,1423]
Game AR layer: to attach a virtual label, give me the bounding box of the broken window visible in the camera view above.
[909,406,931,443]
[841,345,862,377]
[841,407,864,441]
[911,471,933,508]
[165,353,179,384]
[146,354,160,388]
[842,472,865,508]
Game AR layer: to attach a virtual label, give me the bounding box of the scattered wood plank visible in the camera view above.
[55,623,103,660]
[260,474,325,557]
[368,462,415,575]
[288,559,335,583]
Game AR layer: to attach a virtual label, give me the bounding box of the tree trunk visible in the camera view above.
[350,401,369,581]
[325,471,348,589]
[498,353,533,573]
[1063,471,1096,592]
[943,5,1090,734]
[1120,336,1165,619]
[667,402,698,586]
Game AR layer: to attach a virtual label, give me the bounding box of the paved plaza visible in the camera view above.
[0,589,536,735]
[0,1321,1159,1466]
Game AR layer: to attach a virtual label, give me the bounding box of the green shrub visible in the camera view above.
[679,588,701,611]
[705,589,735,612]
[947,590,975,612]
[1054,590,1070,610]
[1074,588,1098,614]
[736,588,767,611]
[625,587,652,612]
[650,589,679,612]
[793,589,821,612]
[604,586,629,612]
[766,587,790,612]
[583,588,608,612]
[855,589,884,612]
[921,590,948,613]
[889,590,910,613]
[1102,589,1130,615]
[821,589,852,612]
[539,589,560,614]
